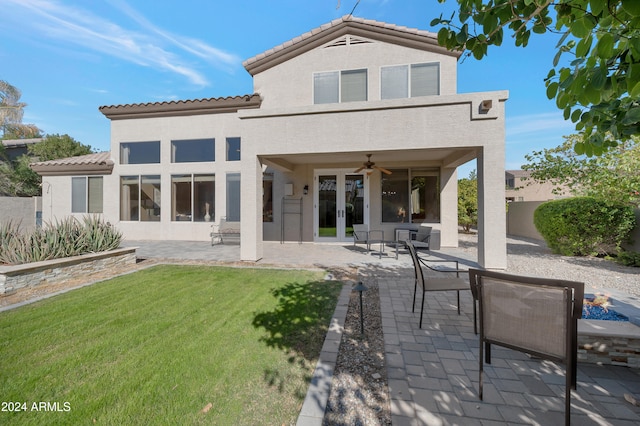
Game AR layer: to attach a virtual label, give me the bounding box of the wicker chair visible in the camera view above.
[469,268,584,426]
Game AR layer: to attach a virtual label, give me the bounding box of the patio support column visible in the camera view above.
[240,155,263,262]
[440,167,459,247]
[476,148,507,269]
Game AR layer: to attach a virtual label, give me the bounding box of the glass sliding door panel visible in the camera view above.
[344,174,364,238]
[318,175,337,237]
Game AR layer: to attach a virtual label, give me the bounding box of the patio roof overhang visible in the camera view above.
[259,147,478,173]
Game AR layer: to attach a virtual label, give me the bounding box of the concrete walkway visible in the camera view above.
[123,238,640,425]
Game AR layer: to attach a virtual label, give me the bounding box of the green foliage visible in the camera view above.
[615,250,640,266]
[458,170,478,232]
[533,197,635,256]
[0,80,41,139]
[28,133,93,161]
[523,134,640,207]
[432,0,640,156]
[0,133,94,196]
[0,216,122,265]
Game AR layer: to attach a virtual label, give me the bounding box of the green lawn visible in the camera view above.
[0,265,342,425]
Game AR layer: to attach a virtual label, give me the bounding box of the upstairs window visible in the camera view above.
[381,62,439,100]
[120,141,160,164]
[226,137,241,161]
[171,139,215,163]
[313,69,367,104]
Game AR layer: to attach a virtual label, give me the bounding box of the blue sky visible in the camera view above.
[1,0,576,176]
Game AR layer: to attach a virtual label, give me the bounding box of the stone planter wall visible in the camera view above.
[578,320,640,368]
[0,248,136,295]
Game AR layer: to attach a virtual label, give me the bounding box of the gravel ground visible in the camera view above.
[322,233,640,425]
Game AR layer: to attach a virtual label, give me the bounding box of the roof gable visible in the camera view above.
[243,15,460,76]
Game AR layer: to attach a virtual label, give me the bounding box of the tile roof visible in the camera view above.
[2,138,43,148]
[30,152,114,176]
[243,15,459,76]
[99,94,261,120]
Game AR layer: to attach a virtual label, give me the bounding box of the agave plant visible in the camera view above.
[0,216,122,265]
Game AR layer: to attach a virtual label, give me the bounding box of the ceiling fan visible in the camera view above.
[354,154,392,175]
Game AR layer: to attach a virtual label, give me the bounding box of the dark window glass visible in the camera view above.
[120,141,160,164]
[226,137,241,161]
[171,139,215,163]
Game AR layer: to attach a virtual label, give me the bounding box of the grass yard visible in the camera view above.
[0,265,342,425]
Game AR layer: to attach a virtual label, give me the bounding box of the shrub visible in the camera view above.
[533,197,636,256]
[615,251,640,267]
[0,216,122,265]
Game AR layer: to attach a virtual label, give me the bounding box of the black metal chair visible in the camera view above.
[407,241,468,328]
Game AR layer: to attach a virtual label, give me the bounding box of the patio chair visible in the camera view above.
[408,224,432,251]
[352,224,383,252]
[407,241,468,328]
[469,268,584,426]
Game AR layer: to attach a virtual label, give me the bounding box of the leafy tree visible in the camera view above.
[0,134,93,197]
[28,133,93,162]
[522,134,640,206]
[432,0,640,156]
[0,80,41,139]
[458,170,478,232]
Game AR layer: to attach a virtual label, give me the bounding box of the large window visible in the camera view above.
[411,170,440,223]
[120,141,160,164]
[171,139,215,163]
[226,173,241,222]
[71,176,103,213]
[171,174,215,222]
[313,69,367,104]
[381,62,439,100]
[120,175,161,221]
[381,169,410,223]
[382,169,440,223]
[226,137,241,161]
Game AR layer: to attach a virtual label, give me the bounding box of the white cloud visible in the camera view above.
[1,0,241,86]
[506,111,575,140]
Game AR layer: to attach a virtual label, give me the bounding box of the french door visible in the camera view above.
[314,170,368,242]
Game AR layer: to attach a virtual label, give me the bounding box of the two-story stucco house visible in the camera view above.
[31,16,508,269]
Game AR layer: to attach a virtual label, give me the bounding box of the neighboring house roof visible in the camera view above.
[243,15,461,76]
[30,152,114,176]
[506,170,531,179]
[99,94,262,120]
[2,138,43,149]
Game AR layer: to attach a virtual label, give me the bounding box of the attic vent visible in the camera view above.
[325,35,373,48]
[349,36,372,45]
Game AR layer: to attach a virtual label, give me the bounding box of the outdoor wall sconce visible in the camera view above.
[303,185,309,195]
[480,99,493,113]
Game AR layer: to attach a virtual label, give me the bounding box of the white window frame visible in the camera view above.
[313,68,368,104]
[71,176,103,213]
[380,62,440,99]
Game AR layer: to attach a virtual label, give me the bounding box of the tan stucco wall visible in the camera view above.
[107,114,243,241]
[506,201,544,240]
[253,38,458,109]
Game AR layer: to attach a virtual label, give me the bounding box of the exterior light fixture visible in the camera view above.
[303,185,309,195]
[480,99,493,113]
[353,281,368,334]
